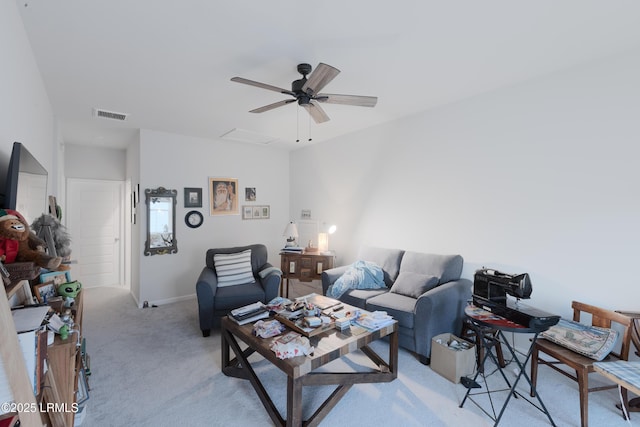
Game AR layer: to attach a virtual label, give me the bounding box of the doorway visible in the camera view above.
[66,178,125,288]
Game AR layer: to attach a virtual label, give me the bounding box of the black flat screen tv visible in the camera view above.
[2,142,48,223]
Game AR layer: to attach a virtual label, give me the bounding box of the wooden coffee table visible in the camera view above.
[221,313,398,427]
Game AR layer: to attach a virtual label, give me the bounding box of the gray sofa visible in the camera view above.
[321,246,472,364]
[196,244,281,337]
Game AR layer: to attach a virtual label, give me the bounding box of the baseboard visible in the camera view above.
[138,293,196,308]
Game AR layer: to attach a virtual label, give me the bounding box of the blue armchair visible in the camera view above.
[196,244,281,337]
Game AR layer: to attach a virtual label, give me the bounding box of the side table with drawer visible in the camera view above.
[280,251,335,298]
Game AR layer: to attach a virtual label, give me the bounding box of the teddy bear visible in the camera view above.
[0,208,68,271]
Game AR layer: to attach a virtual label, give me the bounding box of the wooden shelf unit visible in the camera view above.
[45,290,83,427]
[1,279,84,427]
[0,281,44,427]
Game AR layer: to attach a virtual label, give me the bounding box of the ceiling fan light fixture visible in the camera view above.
[230,62,377,124]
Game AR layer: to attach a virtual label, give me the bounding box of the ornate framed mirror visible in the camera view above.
[144,187,178,255]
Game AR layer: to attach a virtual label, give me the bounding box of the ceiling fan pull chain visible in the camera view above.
[296,106,300,143]
[308,114,312,142]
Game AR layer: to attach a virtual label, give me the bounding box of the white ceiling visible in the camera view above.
[17,1,640,150]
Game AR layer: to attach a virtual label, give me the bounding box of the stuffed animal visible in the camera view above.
[58,280,82,307]
[31,214,72,259]
[0,208,67,270]
[57,280,81,298]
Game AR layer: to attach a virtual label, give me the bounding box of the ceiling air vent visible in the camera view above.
[93,108,128,121]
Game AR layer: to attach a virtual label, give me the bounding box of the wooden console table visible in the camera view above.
[279,251,335,298]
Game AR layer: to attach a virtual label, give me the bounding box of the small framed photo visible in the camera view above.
[40,270,72,286]
[253,206,262,219]
[33,282,57,303]
[245,187,256,201]
[242,206,253,220]
[184,187,202,208]
[243,205,270,220]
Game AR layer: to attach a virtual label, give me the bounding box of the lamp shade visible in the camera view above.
[283,221,299,239]
[323,223,337,234]
[283,221,299,247]
[318,222,337,253]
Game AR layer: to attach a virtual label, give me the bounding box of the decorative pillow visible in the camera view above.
[540,318,619,361]
[214,249,255,287]
[389,272,439,299]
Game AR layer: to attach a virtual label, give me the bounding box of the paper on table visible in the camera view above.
[11,305,50,333]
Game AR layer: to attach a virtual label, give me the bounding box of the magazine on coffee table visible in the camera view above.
[294,293,341,310]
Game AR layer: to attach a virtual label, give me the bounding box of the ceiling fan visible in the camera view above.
[231,63,377,124]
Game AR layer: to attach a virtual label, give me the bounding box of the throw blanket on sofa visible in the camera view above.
[328,260,386,298]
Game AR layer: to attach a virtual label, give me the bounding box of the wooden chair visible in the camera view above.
[530,301,633,427]
[615,310,640,413]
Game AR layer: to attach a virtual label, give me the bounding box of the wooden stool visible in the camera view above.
[461,318,506,373]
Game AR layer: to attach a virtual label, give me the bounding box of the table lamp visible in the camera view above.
[317,223,336,254]
[283,221,299,247]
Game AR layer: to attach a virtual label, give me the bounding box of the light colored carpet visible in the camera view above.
[80,287,638,427]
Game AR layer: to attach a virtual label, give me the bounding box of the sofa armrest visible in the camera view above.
[321,265,350,295]
[257,262,281,302]
[196,267,219,331]
[413,278,473,359]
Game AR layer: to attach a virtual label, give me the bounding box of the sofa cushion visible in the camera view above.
[214,249,255,287]
[366,292,416,329]
[357,246,405,287]
[339,288,389,309]
[390,272,439,299]
[540,319,619,361]
[399,252,463,284]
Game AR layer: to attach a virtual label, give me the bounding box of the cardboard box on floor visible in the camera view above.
[430,333,476,383]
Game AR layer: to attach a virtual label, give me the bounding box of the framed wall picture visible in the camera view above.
[242,205,270,220]
[184,187,202,208]
[245,187,256,201]
[242,206,253,220]
[33,281,57,303]
[209,178,239,216]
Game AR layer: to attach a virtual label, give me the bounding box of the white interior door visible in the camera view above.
[66,179,124,288]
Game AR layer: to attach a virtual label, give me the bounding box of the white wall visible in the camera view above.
[64,144,126,180]
[127,138,141,303]
[136,129,289,305]
[0,1,55,198]
[291,47,640,325]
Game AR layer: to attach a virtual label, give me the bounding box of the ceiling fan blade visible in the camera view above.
[231,77,295,97]
[249,99,296,113]
[301,63,340,96]
[302,101,330,124]
[316,93,378,107]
